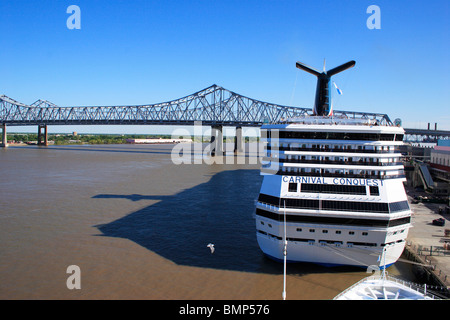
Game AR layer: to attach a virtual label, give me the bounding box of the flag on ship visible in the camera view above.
[333,82,343,95]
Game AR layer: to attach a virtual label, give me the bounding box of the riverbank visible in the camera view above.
[4,133,186,146]
[405,185,450,296]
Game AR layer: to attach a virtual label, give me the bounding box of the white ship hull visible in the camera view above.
[257,230,406,268]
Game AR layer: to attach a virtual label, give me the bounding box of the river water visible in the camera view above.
[0,143,417,299]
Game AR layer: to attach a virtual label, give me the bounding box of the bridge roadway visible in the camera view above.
[1,84,449,150]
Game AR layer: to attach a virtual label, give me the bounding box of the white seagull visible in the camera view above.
[207,243,215,254]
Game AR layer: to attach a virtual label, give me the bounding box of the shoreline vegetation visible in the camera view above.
[6,133,260,146]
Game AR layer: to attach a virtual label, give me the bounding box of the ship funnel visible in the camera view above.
[296,60,355,116]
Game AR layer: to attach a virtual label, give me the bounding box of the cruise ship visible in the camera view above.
[255,60,411,268]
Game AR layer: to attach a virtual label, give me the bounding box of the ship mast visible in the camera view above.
[282,200,287,300]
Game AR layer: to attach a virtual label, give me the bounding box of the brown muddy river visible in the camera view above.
[0,143,416,299]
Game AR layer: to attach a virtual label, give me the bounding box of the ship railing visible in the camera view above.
[266,146,400,154]
[255,200,278,211]
[416,245,450,257]
[382,275,446,299]
[282,113,393,126]
[334,274,441,300]
[276,158,404,167]
[273,170,406,180]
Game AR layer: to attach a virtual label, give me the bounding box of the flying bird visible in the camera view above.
[207,243,215,254]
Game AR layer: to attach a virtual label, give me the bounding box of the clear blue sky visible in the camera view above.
[1,0,449,133]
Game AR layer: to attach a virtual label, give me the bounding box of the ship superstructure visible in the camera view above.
[255,60,411,268]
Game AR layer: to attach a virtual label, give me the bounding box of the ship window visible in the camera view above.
[362,232,368,236]
[369,186,380,196]
[258,194,393,213]
[287,237,315,243]
[300,183,366,195]
[388,200,410,213]
[296,228,302,232]
[309,229,315,233]
[288,182,298,192]
[336,230,341,234]
[255,208,410,228]
[322,230,328,233]
[319,240,343,245]
[349,231,355,235]
[322,200,389,213]
[349,242,377,247]
[388,217,411,227]
[279,131,397,141]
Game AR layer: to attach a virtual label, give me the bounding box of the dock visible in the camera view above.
[405,186,450,293]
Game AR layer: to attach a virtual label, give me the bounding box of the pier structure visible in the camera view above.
[37,124,48,146]
[1,124,7,148]
[1,85,449,150]
[210,125,223,156]
[209,125,244,156]
[234,126,244,154]
[404,187,450,295]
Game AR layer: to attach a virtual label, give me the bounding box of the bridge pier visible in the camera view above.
[37,125,48,146]
[210,125,223,156]
[1,124,7,148]
[234,126,244,154]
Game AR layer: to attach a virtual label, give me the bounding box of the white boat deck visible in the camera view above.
[334,274,438,300]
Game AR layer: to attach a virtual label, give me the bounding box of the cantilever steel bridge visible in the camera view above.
[0,84,392,127]
[1,84,449,149]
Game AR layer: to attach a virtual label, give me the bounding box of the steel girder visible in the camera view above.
[0,84,392,126]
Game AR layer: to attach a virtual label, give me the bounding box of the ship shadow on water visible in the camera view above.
[93,169,360,275]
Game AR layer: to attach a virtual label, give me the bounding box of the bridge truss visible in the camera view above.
[0,84,392,127]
